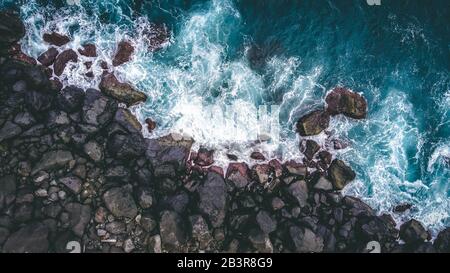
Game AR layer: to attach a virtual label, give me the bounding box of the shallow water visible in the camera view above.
[1,0,449,234]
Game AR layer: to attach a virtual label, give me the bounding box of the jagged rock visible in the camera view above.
[64,202,92,237]
[47,110,70,128]
[100,73,147,106]
[248,228,273,253]
[113,40,134,66]
[105,221,126,234]
[83,140,104,162]
[82,88,117,129]
[326,87,367,119]
[399,219,429,245]
[197,172,228,228]
[43,32,70,46]
[256,210,277,234]
[9,43,37,65]
[284,160,307,177]
[271,197,285,210]
[289,226,324,253]
[103,187,138,219]
[300,139,320,160]
[318,150,332,165]
[0,11,25,50]
[194,148,214,166]
[393,203,412,213]
[59,176,82,194]
[107,133,146,160]
[114,108,142,133]
[13,111,36,128]
[287,180,309,207]
[189,215,213,249]
[139,213,157,233]
[313,176,333,191]
[434,228,450,253]
[343,196,375,217]
[159,210,186,252]
[78,43,97,57]
[145,118,156,133]
[296,110,330,136]
[252,164,271,185]
[3,222,49,253]
[31,150,73,176]
[328,159,356,190]
[226,162,250,188]
[53,49,78,76]
[57,85,85,113]
[105,165,129,180]
[37,47,58,66]
[0,120,22,142]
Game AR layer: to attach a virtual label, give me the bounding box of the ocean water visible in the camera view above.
[0,0,449,234]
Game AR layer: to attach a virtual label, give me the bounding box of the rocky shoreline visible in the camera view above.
[0,11,449,253]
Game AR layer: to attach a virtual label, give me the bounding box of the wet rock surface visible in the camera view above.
[0,17,447,253]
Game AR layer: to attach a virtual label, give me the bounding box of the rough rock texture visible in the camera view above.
[325,87,368,119]
[99,73,147,106]
[53,49,78,76]
[112,40,134,66]
[43,32,70,46]
[296,110,330,136]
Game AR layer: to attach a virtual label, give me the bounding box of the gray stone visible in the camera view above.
[83,140,104,162]
[31,150,73,176]
[289,226,324,253]
[159,210,186,252]
[59,176,82,194]
[65,202,92,237]
[198,172,228,228]
[103,187,138,219]
[287,180,309,208]
[3,222,49,253]
[0,120,22,142]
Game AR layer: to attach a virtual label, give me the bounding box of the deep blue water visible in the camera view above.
[0,0,449,234]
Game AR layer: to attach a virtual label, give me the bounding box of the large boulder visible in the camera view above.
[325,87,367,119]
[99,73,147,106]
[43,32,70,46]
[102,187,138,219]
[434,227,450,253]
[296,109,330,136]
[287,180,309,207]
[112,40,134,66]
[37,47,59,66]
[81,88,117,129]
[53,49,78,76]
[197,172,228,228]
[159,210,186,252]
[78,43,97,57]
[0,11,25,50]
[3,222,49,253]
[57,85,85,113]
[328,159,356,190]
[289,226,324,253]
[31,150,73,176]
[299,139,320,160]
[225,162,250,189]
[64,202,92,237]
[114,108,142,134]
[399,219,429,245]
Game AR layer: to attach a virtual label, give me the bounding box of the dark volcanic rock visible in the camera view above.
[142,23,170,52]
[82,88,117,129]
[107,133,145,160]
[59,176,82,194]
[289,226,324,253]
[0,120,22,142]
[296,110,330,136]
[287,180,309,208]
[226,162,250,189]
[300,139,320,160]
[0,175,16,209]
[103,187,138,219]
[3,222,49,253]
[100,73,147,106]
[0,11,25,49]
[43,32,70,46]
[112,40,134,66]
[37,47,58,66]
[189,215,213,249]
[114,108,142,134]
[31,150,73,176]
[53,49,78,76]
[325,87,367,119]
[25,90,53,113]
[197,172,228,228]
[159,210,186,251]
[256,210,277,234]
[393,203,412,213]
[328,159,356,190]
[78,43,97,57]
[248,228,273,253]
[83,140,104,162]
[399,219,429,245]
[57,86,85,113]
[194,148,214,166]
[64,202,92,237]
[434,227,450,253]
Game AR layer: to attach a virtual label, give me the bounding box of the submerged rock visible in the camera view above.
[296,109,330,136]
[142,23,171,52]
[325,87,367,119]
[99,73,147,106]
[112,40,134,66]
[43,32,70,47]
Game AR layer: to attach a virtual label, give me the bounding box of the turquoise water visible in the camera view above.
[0,0,449,234]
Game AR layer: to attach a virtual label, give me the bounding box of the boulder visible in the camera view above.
[194,148,214,166]
[248,228,274,253]
[325,87,367,119]
[289,226,324,253]
[159,210,186,251]
[57,85,85,113]
[107,133,146,160]
[13,111,36,128]
[296,109,330,136]
[112,40,134,66]
[25,90,53,113]
[99,73,147,106]
[43,32,70,46]
[64,202,92,237]
[434,227,450,253]
[284,160,307,177]
[83,140,104,162]
[300,139,320,160]
[31,150,73,176]
[256,210,277,234]
[53,49,78,76]
[78,43,97,57]
[3,222,49,253]
[399,219,429,245]
[59,176,82,194]
[0,11,25,49]
[250,151,266,161]
[114,108,142,134]
[287,180,308,207]
[328,159,356,190]
[189,215,213,249]
[197,172,228,228]
[226,162,250,189]
[0,120,22,142]
[37,47,59,66]
[313,176,333,191]
[103,187,138,218]
[82,88,117,129]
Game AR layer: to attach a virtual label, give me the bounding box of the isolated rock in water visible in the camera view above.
[197,172,228,227]
[53,49,78,76]
[37,47,59,66]
[250,151,266,161]
[143,23,170,51]
[393,203,412,213]
[112,40,134,66]
[3,222,49,253]
[296,110,330,136]
[145,118,157,133]
[399,219,430,244]
[300,139,320,160]
[0,11,25,49]
[102,187,138,218]
[100,73,147,106]
[325,87,367,119]
[43,32,70,46]
[289,226,324,253]
[78,43,97,57]
[159,210,186,251]
[31,150,73,176]
[328,159,356,190]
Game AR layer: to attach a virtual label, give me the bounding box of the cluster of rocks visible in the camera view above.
[0,11,449,254]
